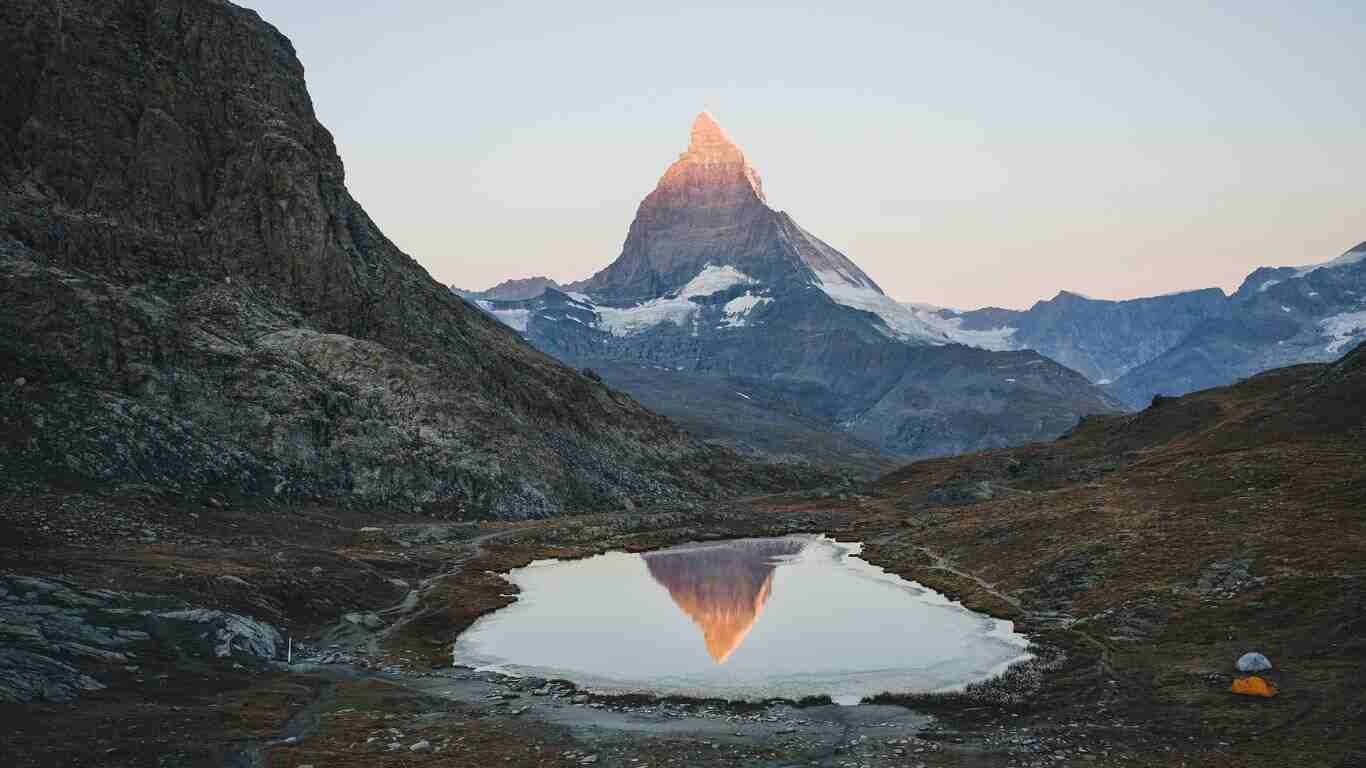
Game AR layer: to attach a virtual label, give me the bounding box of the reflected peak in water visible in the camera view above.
[641,538,808,663]
[452,535,1031,704]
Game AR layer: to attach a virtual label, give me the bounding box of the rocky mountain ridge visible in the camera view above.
[913,241,1366,407]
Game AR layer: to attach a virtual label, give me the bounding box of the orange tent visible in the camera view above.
[1230,676,1277,698]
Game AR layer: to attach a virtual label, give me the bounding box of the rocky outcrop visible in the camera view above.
[0,573,280,703]
[0,0,819,517]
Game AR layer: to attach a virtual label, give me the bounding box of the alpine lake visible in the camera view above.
[453,535,1030,705]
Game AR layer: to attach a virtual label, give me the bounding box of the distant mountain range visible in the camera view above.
[458,113,1123,467]
[909,241,1366,407]
[459,114,1362,445]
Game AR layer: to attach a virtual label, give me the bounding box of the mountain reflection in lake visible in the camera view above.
[452,535,1030,704]
[641,538,806,663]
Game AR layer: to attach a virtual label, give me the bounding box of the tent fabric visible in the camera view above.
[1236,652,1273,672]
[1230,676,1278,698]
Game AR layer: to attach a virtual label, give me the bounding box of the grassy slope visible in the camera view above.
[836,342,1366,765]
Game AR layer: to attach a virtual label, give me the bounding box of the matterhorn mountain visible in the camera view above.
[461,113,1123,465]
[908,241,1366,408]
[642,538,807,663]
[561,111,945,344]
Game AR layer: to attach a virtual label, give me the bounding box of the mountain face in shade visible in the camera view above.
[642,538,807,663]
[0,1,830,519]
[464,114,1124,462]
[910,241,1366,408]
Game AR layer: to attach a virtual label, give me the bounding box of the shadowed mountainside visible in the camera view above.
[0,0,832,518]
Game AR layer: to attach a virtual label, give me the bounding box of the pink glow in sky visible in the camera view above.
[249,1,1364,309]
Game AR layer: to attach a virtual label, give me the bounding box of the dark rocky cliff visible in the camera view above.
[0,0,816,517]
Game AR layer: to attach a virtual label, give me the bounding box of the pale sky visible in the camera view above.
[248,1,1365,310]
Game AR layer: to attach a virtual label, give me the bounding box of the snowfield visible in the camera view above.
[596,265,756,337]
[490,308,530,332]
[721,292,771,328]
[812,269,947,343]
[903,305,1020,352]
[1319,310,1366,353]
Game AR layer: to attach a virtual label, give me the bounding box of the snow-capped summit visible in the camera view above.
[461,112,1120,463]
[564,112,945,343]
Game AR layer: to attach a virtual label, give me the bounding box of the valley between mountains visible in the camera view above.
[1,2,1363,768]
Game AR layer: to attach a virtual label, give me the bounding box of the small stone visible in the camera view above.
[409,740,431,752]
[13,377,26,387]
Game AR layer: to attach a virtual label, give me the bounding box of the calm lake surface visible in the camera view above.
[453,535,1030,704]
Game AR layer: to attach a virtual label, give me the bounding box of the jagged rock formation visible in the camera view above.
[468,114,1124,461]
[916,242,1366,407]
[0,0,821,518]
[642,538,806,662]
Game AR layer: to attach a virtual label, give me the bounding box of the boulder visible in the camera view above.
[354,527,388,545]
[152,609,282,659]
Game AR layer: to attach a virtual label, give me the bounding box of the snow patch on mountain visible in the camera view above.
[1319,310,1366,353]
[903,305,1020,351]
[722,292,771,328]
[470,300,533,333]
[812,269,947,343]
[596,265,756,337]
[489,308,530,332]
